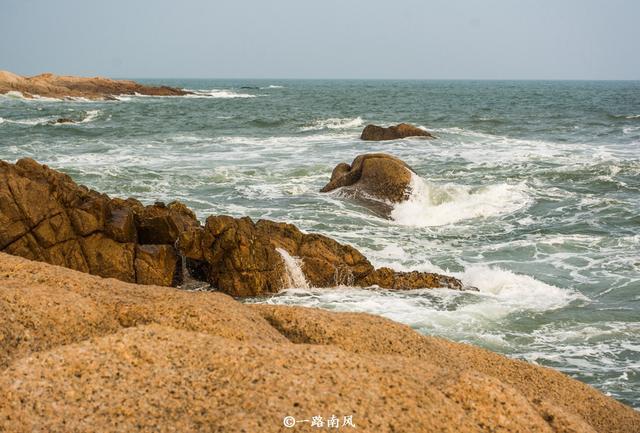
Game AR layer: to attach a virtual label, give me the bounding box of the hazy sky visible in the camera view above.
[1,0,639,79]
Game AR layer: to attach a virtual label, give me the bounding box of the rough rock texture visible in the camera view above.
[177,215,465,296]
[0,253,637,433]
[320,153,415,211]
[361,123,436,141]
[0,158,465,296]
[0,70,190,100]
[0,158,199,286]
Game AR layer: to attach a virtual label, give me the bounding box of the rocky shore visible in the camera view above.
[0,158,638,432]
[0,158,467,296]
[0,70,190,100]
[0,252,638,432]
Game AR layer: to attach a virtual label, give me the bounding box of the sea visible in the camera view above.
[0,79,638,408]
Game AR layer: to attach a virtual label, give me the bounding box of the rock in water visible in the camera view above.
[361,123,436,141]
[320,153,415,214]
[51,117,75,124]
[177,215,465,296]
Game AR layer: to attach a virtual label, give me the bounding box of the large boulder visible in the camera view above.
[320,153,415,214]
[361,123,435,141]
[0,158,198,286]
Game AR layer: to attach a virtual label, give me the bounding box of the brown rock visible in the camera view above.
[0,70,192,100]
[0,158,188,286]
[180,215,465,296]
[0,253,637,433]
[199,216,287,297]
[320,153,415,212]
[135,244,179,286]
[361,123,436,141]
[135,201,199,245]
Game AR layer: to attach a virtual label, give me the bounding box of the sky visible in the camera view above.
[1,0,639,80]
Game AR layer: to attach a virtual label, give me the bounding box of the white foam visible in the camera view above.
[0,116,55,126]
[455,265,585,313]
[78,109,100,123]
[189,89,256,99]
[300,117,364,131]
[263,85,284,89]
[276,248,310,289]
[391,174,531,227]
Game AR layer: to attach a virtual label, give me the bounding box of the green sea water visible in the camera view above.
[0,79,638,408]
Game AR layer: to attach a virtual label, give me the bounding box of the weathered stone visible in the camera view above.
[80,233,135,282]
[320,153,415,213]
[135,201,199,245]
[135,244,178,286]
[361,123,435,141]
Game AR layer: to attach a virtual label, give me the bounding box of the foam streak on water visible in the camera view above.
[1,78,639,408]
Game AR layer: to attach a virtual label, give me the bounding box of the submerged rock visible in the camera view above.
[0,70,191,100]
[320,153,415,215]
[50,117,75,124]
[361,123,435,141]
[0,158,465,296]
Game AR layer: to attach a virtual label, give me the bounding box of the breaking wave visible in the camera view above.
[300,116,364,131]
[391,174,531,227]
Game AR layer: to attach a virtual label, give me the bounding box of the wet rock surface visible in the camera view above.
[361,123,436,141]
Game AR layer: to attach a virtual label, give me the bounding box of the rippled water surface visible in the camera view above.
[1,80,639,407]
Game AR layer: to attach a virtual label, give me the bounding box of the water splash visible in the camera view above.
[276,248,310,289]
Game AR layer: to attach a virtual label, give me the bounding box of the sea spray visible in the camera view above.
[390,174,531,227]
[276,248,310,289]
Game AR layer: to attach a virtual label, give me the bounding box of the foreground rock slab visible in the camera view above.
[0,158,465,296]
[361,123,435,140]
[0,70,190,100]
[0,253,637,433]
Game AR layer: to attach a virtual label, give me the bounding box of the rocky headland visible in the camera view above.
[0,252,638,432]
[0,70,191,100]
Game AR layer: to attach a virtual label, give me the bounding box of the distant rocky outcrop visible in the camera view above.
[0,252,638,432]
[361,123,436,141]
[320,153,415,215]
[0,70,191,100]
[0,158,465,296]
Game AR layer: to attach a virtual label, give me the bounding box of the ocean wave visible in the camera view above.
[0,115,55,126]
[263,85,284,89]
[188,89,256,99]
[300,116,364,131]
[390,174,531,227]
